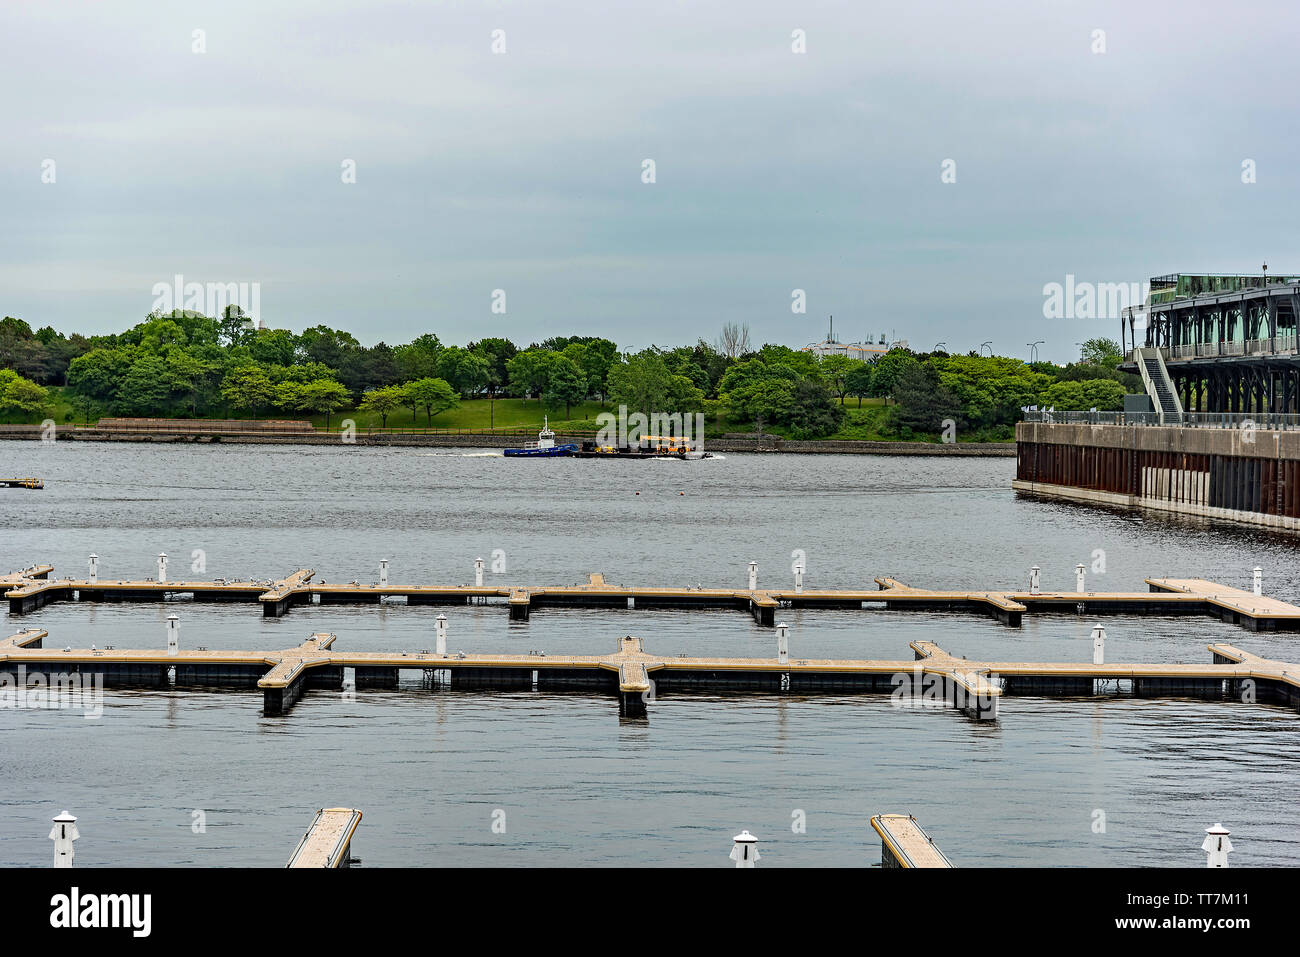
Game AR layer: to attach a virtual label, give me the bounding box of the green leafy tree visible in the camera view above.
[220,365,276,418]
[756,344,821,379]
[219,306,250,348]
[930,355,1050,429]
[818,355,858,405]
[394,333,443,381]
[275,381,305,415]
[116,354,173,415]
[576,338,618,399]
[506,349,557,400]
[436,346,491,397]
[299,379,352,428]
[726,377,797,431]
[358,384,404,428]
[133,318,188,354]
[788,378,846,437]
[1040,378,1125,410]
[844,361,874,408]
[470,337,518,396]
[1079,337,1123,368]
[248,328,298,366]
[67,348,133,410]
[165,350,215,416]
[403,377,459,425]
[886,363,964,436]
[607,351,681,418]
[0,373,51,418]
[869,349,919,404]
[542,357,588,417]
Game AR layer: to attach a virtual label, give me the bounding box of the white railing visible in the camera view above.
[1167,336,1299,359]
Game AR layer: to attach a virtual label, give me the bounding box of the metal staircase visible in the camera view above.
[1135,347,1183,423]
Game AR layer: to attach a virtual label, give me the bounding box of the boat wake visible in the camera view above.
[413,451,503,457]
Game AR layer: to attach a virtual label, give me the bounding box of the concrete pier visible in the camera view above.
[1015,419,1300,532]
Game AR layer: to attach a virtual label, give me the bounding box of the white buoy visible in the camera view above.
[167,615,179,656]
[379,559,389,586]
[1029,565,1040,595]
[1075,563,1085,593]
[730,830,760,868]
[1202,823,1233,868]
[474,557,484,587]
[794,563,804,594]
[436,614,448,655]
[777,622,789,665]
[747,561,758,591]
[1253,566,1262,597]
[1092,623,1105,665]
[88,554,98,585]
[157,552,168,584]
[49,811,79,868]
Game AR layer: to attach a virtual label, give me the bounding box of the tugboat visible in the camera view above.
[503,417,577,457]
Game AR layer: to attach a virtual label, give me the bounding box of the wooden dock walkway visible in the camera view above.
[6,563,1299,632]
[870,814,954,868]
[286,808,362,868]
[4,627,1299,721]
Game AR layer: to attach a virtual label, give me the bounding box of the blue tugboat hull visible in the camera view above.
[503,444,577,457]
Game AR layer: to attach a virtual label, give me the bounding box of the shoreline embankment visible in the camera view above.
[0,423,1015,456]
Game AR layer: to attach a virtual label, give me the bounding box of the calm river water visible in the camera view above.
[2,442,1299,866]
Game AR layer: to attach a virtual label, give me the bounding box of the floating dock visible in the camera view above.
[5,627,1300,722]
[6,564,1299,632]
[286,808,363,868]
[870,814,954,868]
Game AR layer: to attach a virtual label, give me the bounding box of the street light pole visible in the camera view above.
[980,340,993,356]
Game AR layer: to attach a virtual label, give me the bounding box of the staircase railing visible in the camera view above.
[1134,347,1184,424]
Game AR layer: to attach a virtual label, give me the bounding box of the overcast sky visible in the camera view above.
[2,0,1296,363]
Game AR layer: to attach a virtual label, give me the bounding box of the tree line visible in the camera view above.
[0,312,1135,437]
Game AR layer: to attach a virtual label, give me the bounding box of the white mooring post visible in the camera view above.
[777,622,790,665]
[794,563,804,594]
[88,553,99,585]
[167,615,179,656]
[1091,623,1105,665]
[1253,566,1262,597]
[1202,824,1233,868]
[1029,565,1041,595]
[1075,563,1085,593]
[475,557,484,587]
[379,559,389,587]
[730,830,760,868]
[157,552,168,584]
[436,614,448,656]
[748,561,758,591]
[49,811,79,868]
